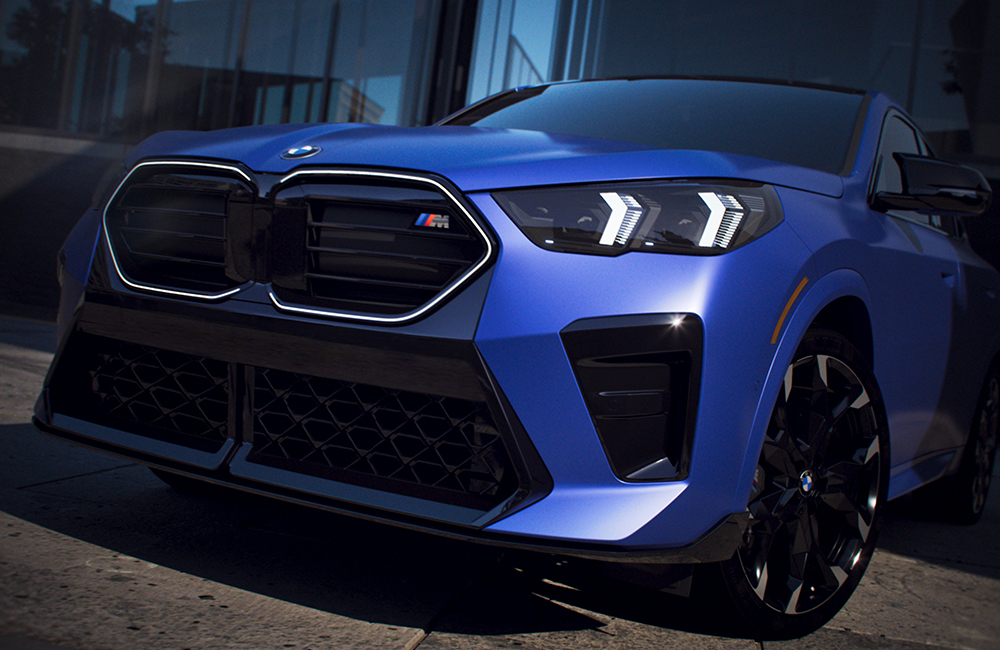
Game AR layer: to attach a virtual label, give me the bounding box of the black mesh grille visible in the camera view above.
[49,331,519,510]
[105,166,253,295]
[51,334,230,453]
[270,179,491,316]
[249,367,516,508]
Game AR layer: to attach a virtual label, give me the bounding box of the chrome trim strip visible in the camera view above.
[268,169,496,324]
[102,160,255,301]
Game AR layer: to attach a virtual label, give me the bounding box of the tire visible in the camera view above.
[717,329,889,639]
[913,364,999,525]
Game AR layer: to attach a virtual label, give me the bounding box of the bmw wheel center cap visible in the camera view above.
[281,145,322,160]
[799,469,815,495]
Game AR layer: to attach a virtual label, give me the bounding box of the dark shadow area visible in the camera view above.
[0,144,118,323]
[878,490,1000,582]
[0,421,745,640]
[432,553,752,640]
[0,317,56,353]
[1,415,999,643]
[0,420,590,634]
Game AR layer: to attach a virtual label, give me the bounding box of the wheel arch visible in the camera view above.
[809,295,874,371]
[732,269,876,512]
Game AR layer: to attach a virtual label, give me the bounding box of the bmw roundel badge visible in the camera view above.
[799,470,814,495]
[281,145,322,160]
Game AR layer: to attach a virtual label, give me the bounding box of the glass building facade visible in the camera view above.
[0,0,473,136]
[1,0,999,316]
[469,0,1000,167]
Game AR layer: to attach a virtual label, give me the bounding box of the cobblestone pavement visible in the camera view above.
[2,316,998,650]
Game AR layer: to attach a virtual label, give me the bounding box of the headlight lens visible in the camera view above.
[493,181,782,256]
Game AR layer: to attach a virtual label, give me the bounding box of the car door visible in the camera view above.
[866,114,962,474]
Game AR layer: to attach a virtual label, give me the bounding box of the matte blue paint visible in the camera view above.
[130,125,845,197]
[48,83,1000,554]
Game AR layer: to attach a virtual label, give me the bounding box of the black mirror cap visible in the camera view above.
[873,153,992,216]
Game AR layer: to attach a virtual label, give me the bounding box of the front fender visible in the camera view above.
[56,208,102,342]
[732,268,874,513]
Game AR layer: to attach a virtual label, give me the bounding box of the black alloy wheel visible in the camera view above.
[914,364,999,525]
[719,330,888,639]
[968,370,1000,519]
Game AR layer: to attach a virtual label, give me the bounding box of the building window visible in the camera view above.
[466,0,1000,165]
[0,0,449,140]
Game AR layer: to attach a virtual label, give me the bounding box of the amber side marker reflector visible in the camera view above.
[771,277,810,345]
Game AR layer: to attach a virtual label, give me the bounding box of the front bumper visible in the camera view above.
[35,257,744,564]
[38,159,826,563]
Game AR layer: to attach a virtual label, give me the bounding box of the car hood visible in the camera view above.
[126,123,844,198]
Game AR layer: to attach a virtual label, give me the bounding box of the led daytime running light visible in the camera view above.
[698,192,746,248]
[599,192,644,246]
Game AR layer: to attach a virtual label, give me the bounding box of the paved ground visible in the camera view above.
[1,315,999,650]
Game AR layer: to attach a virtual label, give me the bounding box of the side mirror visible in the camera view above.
[872,153,992,216]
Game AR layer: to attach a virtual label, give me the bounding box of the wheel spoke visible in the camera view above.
[822,439,879,541]
[742,520,779,600]
[760,429,800,476]
[750,480,800,523]
[819,477,874,543]
[778,505,816,614]
[787,505,816,575]
[783,356,866,468]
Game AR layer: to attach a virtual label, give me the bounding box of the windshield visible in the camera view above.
[444,79,867,175]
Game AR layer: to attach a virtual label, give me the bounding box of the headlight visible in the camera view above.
[493,181,783,256]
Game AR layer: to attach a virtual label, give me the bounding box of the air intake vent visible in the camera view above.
[269,172,493,320]
[49,333,230,453]
[249,367,517,509]
[104,162,254,297]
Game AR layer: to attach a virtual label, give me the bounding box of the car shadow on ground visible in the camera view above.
[878,492,1000,581]
[2,416,999,642]
[3,401,999,646]
[0,422,749,640]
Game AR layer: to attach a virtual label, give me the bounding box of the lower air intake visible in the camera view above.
[249,367,516,509]
[50,333,230,453]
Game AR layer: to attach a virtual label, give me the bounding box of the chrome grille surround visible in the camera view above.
[268,169,495,324]
[103,160,255,301]
[103,163,495,324]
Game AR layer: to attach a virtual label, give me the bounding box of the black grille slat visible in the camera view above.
[105,167,251,295]
[119,184,229,215]
[125,249,229,268]
[120,226,226,243]
[305,244,472,266]
[307,219,477,241]
[249,367,516,509]
[271,177,491,317]
[303,271,443,291]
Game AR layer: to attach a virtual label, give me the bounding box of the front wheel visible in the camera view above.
[717,330,889,639]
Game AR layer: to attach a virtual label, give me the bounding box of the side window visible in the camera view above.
[874,116,920,194]
[873,115,960,237]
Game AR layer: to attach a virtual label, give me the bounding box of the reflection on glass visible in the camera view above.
[0,0,438,138]
[466,0,1000,163]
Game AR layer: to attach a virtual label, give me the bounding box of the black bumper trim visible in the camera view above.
[35,412,744,564]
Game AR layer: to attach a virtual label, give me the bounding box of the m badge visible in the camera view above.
[414,213,450,229]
